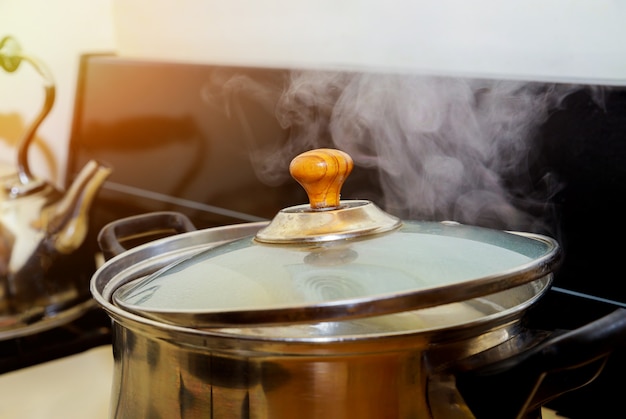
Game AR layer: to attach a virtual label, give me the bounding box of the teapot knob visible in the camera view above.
[289,148,354,210]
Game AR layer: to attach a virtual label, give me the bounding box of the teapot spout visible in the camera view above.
[40,160,112,254]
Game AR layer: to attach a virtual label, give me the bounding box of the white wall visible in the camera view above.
[0,0,116,187]
[3,0,626,187]
[114,0,626,85]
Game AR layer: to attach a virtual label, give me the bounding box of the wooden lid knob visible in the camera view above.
[289,149,354,210]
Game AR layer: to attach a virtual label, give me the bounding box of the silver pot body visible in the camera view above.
[92,221,551,419]
[107,309,539,419]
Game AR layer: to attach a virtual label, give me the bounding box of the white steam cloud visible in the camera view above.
[205,69,600,233]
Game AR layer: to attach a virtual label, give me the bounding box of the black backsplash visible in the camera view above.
[67,54,306,230]
[67,54,626,306]
[65,55,626,417]
[535,87,626,304]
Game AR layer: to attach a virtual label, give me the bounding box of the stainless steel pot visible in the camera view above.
[91,149,626,419]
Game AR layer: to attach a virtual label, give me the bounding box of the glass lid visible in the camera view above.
[112,149,560,327]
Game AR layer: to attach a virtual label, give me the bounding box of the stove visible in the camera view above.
[1,53,624,419]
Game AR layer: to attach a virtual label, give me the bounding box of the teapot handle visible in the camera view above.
[455,308,626,419]
[1,35,55,193]
[98,211,196,261]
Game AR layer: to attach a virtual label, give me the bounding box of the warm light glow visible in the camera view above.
[0,0,116,186]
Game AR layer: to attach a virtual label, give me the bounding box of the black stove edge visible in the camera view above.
[526,286,626,418]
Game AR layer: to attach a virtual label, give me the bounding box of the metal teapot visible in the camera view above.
[0,36,111,337]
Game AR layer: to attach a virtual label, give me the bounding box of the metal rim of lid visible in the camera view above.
[254,200,403,244]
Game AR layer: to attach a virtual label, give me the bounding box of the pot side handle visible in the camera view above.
[455,308,626,419]
[97,211,197,261]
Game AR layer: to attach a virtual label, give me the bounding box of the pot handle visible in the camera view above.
[98,211,196,261]
[455,308,626,419]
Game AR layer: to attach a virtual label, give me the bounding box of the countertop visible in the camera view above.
[0,345,112,419]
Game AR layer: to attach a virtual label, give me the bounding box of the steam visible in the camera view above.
[205,69,599,233]
[274,72,595,232]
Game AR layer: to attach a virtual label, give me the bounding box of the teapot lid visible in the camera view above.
[112,149,560,328]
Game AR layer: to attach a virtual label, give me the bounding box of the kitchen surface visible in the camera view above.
[0,346,112,419]
[2,2,626,418]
